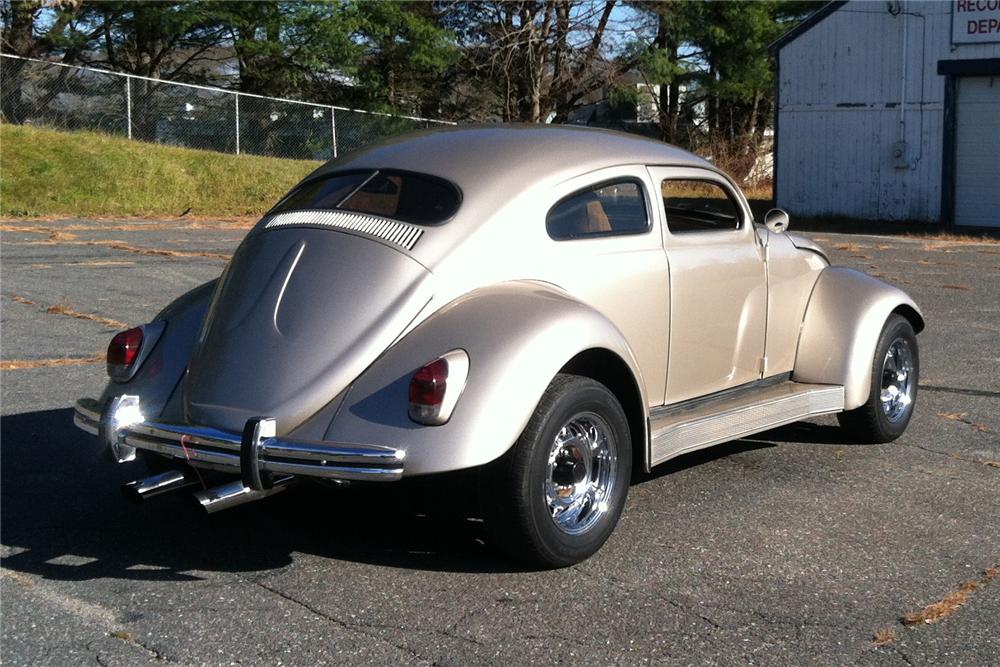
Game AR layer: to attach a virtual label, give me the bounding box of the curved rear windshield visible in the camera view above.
[271,170,461,225]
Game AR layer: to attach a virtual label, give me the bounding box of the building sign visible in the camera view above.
[953,0,1000,44]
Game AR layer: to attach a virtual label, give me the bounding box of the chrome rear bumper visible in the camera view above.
[73,396,405,484]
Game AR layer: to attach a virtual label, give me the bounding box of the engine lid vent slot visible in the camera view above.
[264,210,423,251]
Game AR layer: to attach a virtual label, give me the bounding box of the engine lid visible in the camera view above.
[184,227,433,434]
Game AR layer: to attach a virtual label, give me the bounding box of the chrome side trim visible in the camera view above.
[650,382,845,466]
[651,373,792,419]
[263,210,424,251]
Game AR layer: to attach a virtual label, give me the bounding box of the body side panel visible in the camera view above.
[398,165,671,407]
[321,282,649,476]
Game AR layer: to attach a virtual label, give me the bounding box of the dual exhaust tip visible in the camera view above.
[121,469,290,513]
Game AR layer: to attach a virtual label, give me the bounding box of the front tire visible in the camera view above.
[483,374,632,567]
[837,314,919,443]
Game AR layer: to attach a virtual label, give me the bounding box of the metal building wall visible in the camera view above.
[775,1,999,222]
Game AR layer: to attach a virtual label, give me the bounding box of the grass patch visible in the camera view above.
[0,124,319,218]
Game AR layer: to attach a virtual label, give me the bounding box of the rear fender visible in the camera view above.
[98,280,216,419]
[320,281,649,476]
[793,267,924,409]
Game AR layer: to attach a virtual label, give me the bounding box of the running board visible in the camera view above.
[649,382,845,467]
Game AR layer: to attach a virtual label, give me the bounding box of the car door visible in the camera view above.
[646,166,767,405]
[533,168,671,407]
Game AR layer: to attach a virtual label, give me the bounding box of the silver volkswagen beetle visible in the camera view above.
[74,126,923,567]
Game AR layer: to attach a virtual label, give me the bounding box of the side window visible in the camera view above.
[546,180,649,240]
[661,179,742,233]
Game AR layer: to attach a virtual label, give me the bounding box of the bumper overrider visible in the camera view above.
[73,395,405,512]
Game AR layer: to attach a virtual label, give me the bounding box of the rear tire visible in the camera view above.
[837,314,919,443]
[483,374,631,568]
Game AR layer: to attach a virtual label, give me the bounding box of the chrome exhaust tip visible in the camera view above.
[121,470,195,503]
[193,477,292,514]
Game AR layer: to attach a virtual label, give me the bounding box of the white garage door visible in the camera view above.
[954,76,1000,227]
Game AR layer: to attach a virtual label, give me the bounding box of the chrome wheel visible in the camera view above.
[880,338,915,423]
[544,412,618,535]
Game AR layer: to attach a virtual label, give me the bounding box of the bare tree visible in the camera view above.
[444,1,638,123]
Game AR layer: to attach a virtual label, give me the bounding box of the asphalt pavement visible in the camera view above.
[1,219,998,665]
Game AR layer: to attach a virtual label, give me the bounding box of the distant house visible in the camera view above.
[771,0,1000,227]
[564,74,692,141]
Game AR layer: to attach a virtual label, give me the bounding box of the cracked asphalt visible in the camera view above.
[2,219,998,665]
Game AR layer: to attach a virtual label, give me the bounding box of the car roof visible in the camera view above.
[311,124,716,197]
[293,125,723,267]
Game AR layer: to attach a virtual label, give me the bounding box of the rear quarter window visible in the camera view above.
[546,180,649,240]
[271,170,461,225]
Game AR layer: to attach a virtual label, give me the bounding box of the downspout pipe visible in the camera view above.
[899,1,908,146]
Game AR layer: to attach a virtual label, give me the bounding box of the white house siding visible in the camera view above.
[775,1,1000,222]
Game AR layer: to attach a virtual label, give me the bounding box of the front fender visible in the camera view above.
[321,281,648,476]
[793,267,924,409]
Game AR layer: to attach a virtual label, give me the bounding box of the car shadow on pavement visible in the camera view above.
[2,410,858,580]
[0,408,529,580]
[752,421,854,445]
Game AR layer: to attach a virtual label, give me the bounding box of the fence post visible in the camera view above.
[331,106,337,159]
[235,93,240,155]
[125,76,132,140]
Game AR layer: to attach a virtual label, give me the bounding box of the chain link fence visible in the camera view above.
[1,54,454,161]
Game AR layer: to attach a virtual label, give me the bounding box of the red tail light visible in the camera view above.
[409,359,448,407]
[408,351,469,425]
[108,327,143,368]
[106,321,165,383]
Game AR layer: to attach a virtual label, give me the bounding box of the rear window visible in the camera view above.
[271,170,461,225]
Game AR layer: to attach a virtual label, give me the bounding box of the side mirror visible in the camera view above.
[764,208,790,234]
